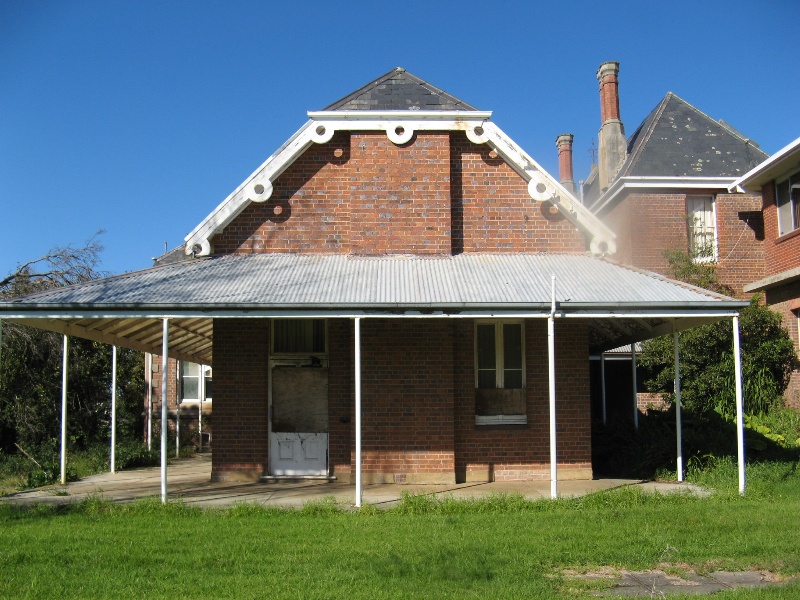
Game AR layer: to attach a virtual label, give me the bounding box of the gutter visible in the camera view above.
[591,176,737,214]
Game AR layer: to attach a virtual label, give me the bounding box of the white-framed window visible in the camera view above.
[474,320,526,425]
[180,361,212,403]
[272,319,327,355]
[686,195,717,262]
[776,170,800,237]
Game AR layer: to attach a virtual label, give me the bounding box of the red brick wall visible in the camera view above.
[214,131,587,256]
[600,193,687,274]
[715,193,764,295]
[454,319,592,482]
[762,183,800,278]
[764,283,800,409]
[214,132,452,255]
[328,319,353,479]
[356,319,455,483]
[211,319,269,481]
[600,191,764,298]
[756,184,800,408]
[451,136,585,253]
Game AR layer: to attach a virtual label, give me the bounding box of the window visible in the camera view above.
[686,195,717,262]
[180,361,212,403]
[272,319,326,354]
[475,321,526,425]
[776,171,800,236]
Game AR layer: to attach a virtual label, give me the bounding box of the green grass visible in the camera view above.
[2,463,800,599]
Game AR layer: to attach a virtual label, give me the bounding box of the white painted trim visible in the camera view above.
[183,114,617,257]
[591,176,737,215]
[307,110,494,121]
[4,309,742,320]
[730,136,800,192]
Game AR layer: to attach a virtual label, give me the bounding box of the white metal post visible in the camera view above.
[674,332,683,482]
[111,345,117,474]
[548,275,558,499]
[631,348,639,431]
[733,315,746,495]
[146,352,152,451]
[60,335,68,485]
[161,319,170,503]
[600,353,607,426]
[198,366,204,451]
[175,372,180,459]
[354,317,362,508]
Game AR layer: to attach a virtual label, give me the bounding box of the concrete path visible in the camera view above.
[569,568,788,596]
[1,453,708,509]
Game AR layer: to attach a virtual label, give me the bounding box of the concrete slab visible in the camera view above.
[1,454,708,510]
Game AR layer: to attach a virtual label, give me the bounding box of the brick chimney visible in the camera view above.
[596,61,627,191]
[555,133,576,195]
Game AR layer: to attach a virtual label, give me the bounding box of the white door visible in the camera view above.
[270,367,328,476]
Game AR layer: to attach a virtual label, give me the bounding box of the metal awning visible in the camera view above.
[0,253,747,363]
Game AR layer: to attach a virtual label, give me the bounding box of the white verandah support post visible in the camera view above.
[600,352,607,426]
[60,335,68,485]
[198,366,204,451]
[631,347,639,431]
[548,275,558,499]
[175,374,180,459]
[160,319,170,504]
[111,345,117,474]
[733,315,746,495]
[146,352,153,451]
[674,332,683,482]
[354,317,362,508]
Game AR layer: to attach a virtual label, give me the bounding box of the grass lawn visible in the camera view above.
[2,458,799,599]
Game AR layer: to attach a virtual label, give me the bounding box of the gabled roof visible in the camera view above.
[183,68,617,256]
[618,92,768,178]
[324,67,477,111]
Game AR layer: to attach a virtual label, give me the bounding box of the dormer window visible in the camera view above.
[776,171,800,236]
[686,195,717,262]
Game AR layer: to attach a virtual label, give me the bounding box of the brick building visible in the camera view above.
[575,62,768,295]
[0,68,746,491]
[561,62,771,415]
[734,137,800,406]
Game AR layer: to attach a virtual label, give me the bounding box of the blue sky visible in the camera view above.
[1,0,797,277]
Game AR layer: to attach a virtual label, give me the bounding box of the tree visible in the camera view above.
[638,250,796,417]
[0,235,144,455]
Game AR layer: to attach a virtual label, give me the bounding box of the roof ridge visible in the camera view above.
[620,93,671,177]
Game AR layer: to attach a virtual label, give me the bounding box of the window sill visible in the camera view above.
[475,415,527,426]
[776,228,800,244]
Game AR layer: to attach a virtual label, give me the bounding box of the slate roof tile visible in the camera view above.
[618,92,768,178]
[323,67,478,111]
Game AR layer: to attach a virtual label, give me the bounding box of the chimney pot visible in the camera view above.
[596,61,626,191]
[597,61,621,124]
[555,134,576,195]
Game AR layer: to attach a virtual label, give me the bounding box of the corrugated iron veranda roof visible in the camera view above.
[0,253,746,364]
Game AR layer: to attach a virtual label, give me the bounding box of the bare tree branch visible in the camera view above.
[1,231,107,298]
